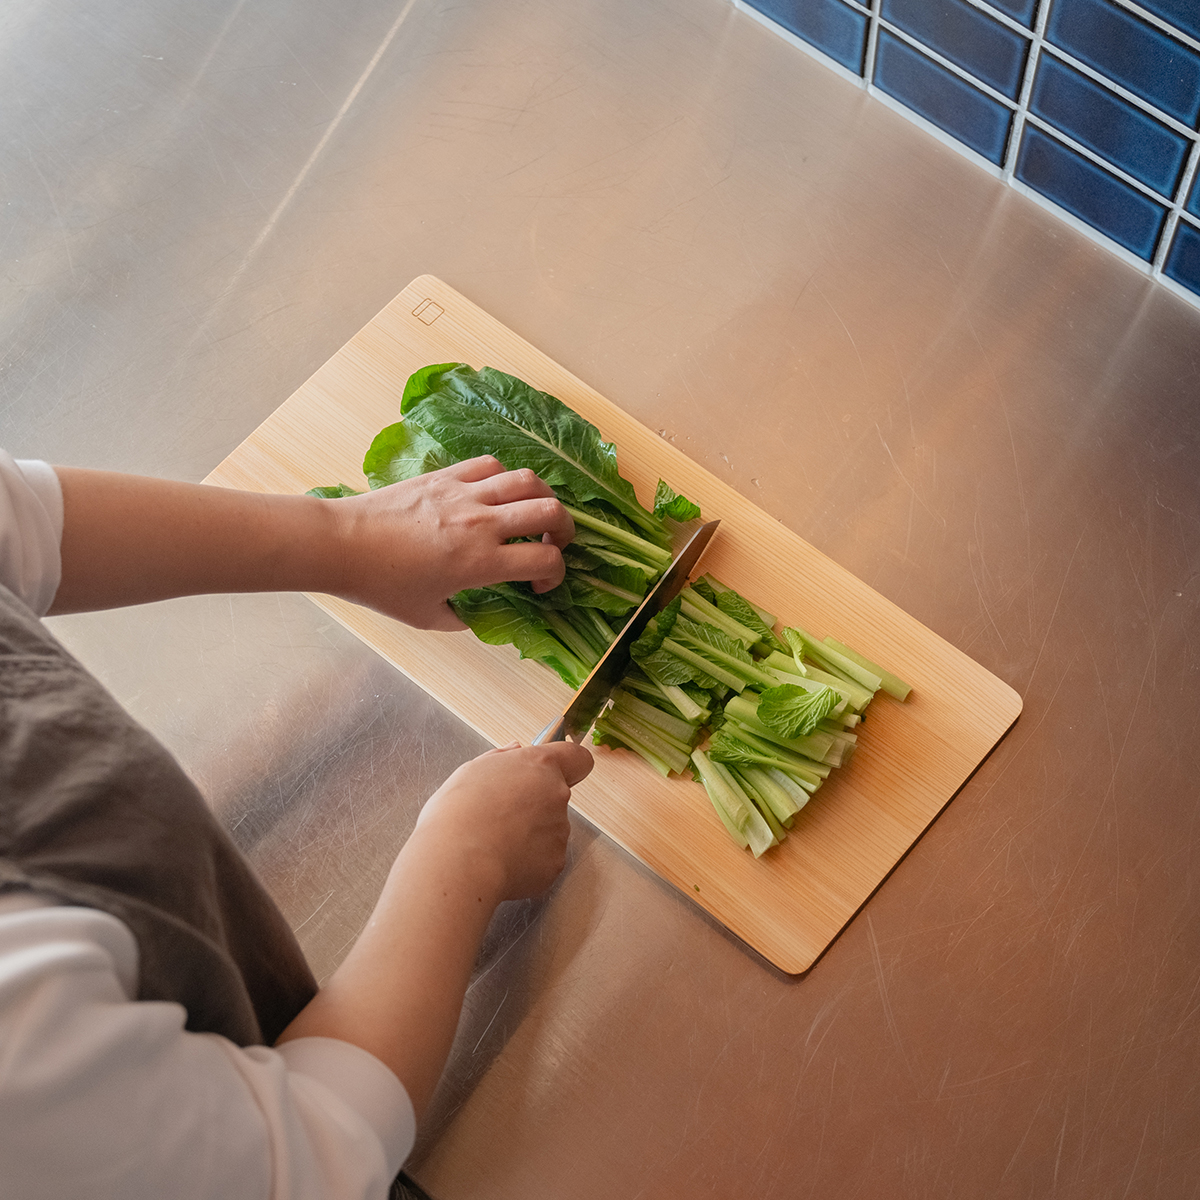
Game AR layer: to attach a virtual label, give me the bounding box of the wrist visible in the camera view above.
[400,812,510,910]
[270,490,350,597]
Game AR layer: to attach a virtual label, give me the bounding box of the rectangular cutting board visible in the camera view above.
[206,275,1022,974]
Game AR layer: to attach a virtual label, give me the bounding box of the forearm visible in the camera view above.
[274,741,589,1121]
[49,467,343,614]
[47,457,573,626]
[276,827,503,1120]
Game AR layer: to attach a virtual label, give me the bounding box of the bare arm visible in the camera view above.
[275,740,594,1119]
[50,456,575,628]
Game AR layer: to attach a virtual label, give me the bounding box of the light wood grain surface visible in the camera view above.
[206,275,1022,973]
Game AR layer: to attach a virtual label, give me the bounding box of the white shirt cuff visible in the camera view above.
[15,459,65,543]
[0,452,64,615]
[275,1036,417,1177]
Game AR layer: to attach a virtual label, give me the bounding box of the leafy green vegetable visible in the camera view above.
[363,422,456,487]
[306,483,363,498]
[314,359,915,861]
[822,638,912,702]
[400,362,463,412]
[653,479,701,522]
[564,562,647,615]
[678,587,759,648]
[629,596,682,658]
[755,683,840,739]
[401,364,668,542]
[784,626,883,693]
[715,589,787,653]
[450,588,590,689]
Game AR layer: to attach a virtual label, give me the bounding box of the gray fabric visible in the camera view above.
[0,583,317,1046]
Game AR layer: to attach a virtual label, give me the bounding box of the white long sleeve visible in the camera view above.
[0,450,64,615]
[0,894,416,1200]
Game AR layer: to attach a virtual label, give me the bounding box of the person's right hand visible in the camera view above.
[412,740,594,902]
[278,738,593,1119]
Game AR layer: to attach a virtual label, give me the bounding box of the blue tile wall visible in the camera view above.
[751,0,868,72]
[1135,0,1200,43]
[1015,126,1168,258]
[1046,0,1200,127]
[1029,55,1189,196]
[881,0,1028,98]
[875,33,1012,164]
[741,0,1200,306]
[987,0,1038,27]
[1164,220,1200,292]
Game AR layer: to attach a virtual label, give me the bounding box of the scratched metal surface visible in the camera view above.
[3,0,1199,1195]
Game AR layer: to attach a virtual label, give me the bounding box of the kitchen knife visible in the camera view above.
[532,519,720,745]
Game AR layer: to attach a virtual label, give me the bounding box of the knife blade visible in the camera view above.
[532,518,720,745]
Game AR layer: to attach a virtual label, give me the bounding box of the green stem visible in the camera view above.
[563,506,672,568]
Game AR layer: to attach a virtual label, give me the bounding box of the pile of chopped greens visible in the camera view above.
[312,362,911,858]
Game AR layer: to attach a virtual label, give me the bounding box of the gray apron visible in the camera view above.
[0,582,440,1198]
[0,581,317,1046]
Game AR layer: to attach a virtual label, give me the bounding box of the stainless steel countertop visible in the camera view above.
[4,0,1199,1195]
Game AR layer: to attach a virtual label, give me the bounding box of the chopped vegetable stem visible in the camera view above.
[823,638,912,701]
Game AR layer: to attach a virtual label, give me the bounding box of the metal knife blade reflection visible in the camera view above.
[532,519,720,745]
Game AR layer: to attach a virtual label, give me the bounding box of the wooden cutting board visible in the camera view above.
[206,275,1021,974]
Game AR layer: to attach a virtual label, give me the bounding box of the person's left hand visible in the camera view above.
[325,455,575,630]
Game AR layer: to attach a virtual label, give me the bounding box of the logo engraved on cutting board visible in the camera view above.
[412,299,444,325]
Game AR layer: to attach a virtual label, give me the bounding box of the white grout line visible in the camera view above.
[955,0,1040,38]
[1003,0,1052,177]
[1175,143,1200,219]
[1154,140,1200,272]
[863,0,884,83]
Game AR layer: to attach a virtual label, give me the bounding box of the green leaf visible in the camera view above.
[653,479,701,521]
[400,363,468,414]
[672,616,754,665]
[491,579,574,613]
[709,728,799,774]
[715,589,786,651]
[450,588,589,688]
[629,596,682,657]
[637,648,712,687]
[564,562,648,615]
[449,588,538,647]
[363,421,458,488]
[562,545,606,572]
[680,682,713,710]
[402,364,667,540]
[756,684,840,739]
[305,483,363,498]
[565,537,659,577]
[558,492,640,537]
